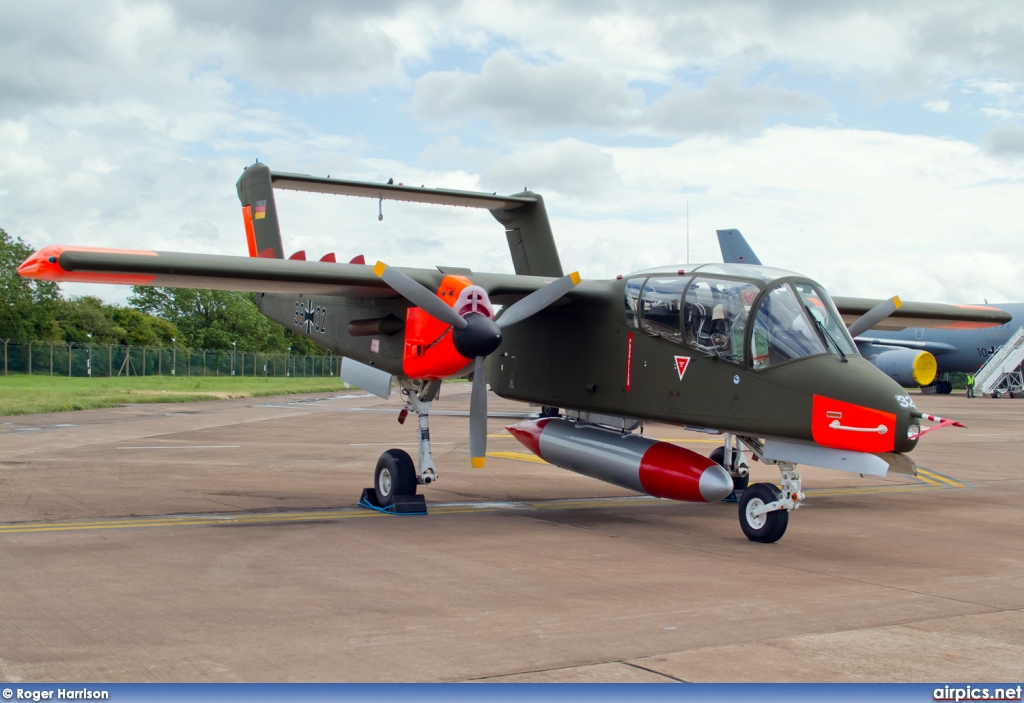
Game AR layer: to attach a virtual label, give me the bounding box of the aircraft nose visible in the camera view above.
[893,404,921,453]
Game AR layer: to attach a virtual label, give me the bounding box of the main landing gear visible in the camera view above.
[360,379,439,514]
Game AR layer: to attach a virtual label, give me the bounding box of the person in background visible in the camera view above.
[966,373,976,398]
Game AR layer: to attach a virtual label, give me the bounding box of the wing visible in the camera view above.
[832,296,1011,330]
[16,245,576,305]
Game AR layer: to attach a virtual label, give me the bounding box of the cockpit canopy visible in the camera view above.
[624,264,858,368]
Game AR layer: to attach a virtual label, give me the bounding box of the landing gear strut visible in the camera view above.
[398,378,442,486]
[711,433,750,495]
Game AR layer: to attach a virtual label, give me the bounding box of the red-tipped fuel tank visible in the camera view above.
[506,418,734,503]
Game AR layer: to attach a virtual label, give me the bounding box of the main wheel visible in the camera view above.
[710,446,749,492]
[540,405,560,418]
[739,482,789,543]
[374,449,417,507]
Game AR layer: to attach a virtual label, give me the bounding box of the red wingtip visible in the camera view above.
[258,248,276,258]
[17,249,58,280]
[289,250,306,261]
[319,252,337,263]
[349,254,366,265]
[18,245,158,285]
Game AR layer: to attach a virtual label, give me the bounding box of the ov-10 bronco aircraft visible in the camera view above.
[18,163,1011,542]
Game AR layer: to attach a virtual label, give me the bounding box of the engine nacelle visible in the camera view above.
[871,348,937,387]
[506,418,734,503]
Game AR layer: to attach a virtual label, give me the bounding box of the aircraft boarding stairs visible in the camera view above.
[975,326,1024,398]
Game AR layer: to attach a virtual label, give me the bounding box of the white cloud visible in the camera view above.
[4,0,1024,310]
[413,51,642,132]
[413,53,815,136]
[982,122,1024,156]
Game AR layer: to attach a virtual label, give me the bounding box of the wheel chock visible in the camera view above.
[358,488,428,515]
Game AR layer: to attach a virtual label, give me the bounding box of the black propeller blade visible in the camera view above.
[374,262,581,467]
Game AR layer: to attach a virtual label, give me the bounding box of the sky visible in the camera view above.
[2,0,1024,305]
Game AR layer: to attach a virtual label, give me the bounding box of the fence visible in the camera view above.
[0,340,339,379]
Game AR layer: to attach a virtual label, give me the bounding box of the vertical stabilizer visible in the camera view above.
[716,229,762,266]
[490,193,564,278]
[237,163,285,259]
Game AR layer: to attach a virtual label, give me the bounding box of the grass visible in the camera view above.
[0,373,352,416]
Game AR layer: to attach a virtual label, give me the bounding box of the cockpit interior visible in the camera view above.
[624,264,858,368]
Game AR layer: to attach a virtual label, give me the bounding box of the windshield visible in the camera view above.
[792,282,859,357]
[751,283,827,368]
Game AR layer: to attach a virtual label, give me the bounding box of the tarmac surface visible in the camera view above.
[0,386,1022,683]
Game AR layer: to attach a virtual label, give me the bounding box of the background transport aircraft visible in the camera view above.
[717,229,1024,393]
[16,164,1010,542]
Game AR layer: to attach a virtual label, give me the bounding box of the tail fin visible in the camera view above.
[716,228,762,266]
[236,162,285,259]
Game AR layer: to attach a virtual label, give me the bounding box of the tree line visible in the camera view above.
[1,227,327,354]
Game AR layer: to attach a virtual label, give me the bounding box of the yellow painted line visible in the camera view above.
[0,510,384,534]
[488,433,721,444]
[0,478,968,536]
[486,450,549,464]
[913,472,944,487]
[804,484,947,498]
[917,468,967,489]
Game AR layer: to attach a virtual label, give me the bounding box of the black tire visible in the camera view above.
[941,380,953,395]
[710,446,750,493]
[739,482,789,543]
[374,449,417,507]
[994,390,1002,399]
[540,405,560,418]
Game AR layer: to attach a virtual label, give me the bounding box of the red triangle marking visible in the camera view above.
[674,356,691,380]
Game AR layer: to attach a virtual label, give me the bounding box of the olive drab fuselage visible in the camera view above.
[257,264,920,456]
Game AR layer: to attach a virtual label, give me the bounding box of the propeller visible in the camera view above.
[846,295,902,338]
[374,262,581,467]
[373,262,468,330]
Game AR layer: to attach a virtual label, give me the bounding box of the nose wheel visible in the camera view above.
[739,483,789,542]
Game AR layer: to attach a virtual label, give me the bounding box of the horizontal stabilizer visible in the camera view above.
[271,171,538,212]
